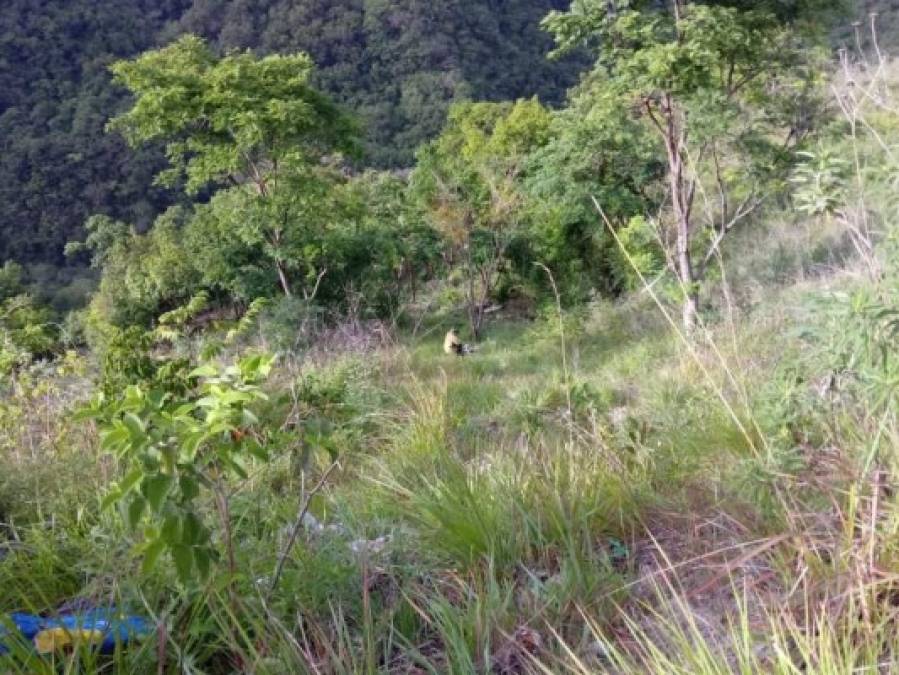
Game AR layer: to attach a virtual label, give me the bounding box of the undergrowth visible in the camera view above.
[4,36,899,675]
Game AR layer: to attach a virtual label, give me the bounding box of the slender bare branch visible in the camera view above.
[269,459,341,596]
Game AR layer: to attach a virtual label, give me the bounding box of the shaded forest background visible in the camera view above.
[0,0,585,270]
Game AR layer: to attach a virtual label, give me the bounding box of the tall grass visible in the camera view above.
[4,28,899,675]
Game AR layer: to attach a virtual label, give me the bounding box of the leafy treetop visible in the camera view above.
[108,35,357,194]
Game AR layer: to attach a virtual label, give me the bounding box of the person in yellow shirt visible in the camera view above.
[443,328,474,356]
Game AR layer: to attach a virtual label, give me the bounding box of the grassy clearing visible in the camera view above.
[3,259,894,673]
[6,9,899,675]
[4,51,899,670]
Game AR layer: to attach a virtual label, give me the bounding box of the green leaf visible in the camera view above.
[172,544,194,582]
[240,408,259,427]
[141,539,166,575]
[127,496,147,530]
[122,412,145,437]
[181,431,206,459]
[161,513,181,545]
[140,453,161,472]
[146,390,169,410]
[142,473,173,513]
[100,427,129,452]
[72,404,103,422]
[100,488,123,512]
[220,455,249,480]
[194,547,212,581]
[179,474,200,502]
[239,354,263,378]
[122,385,144,405]
[182,512,206,545]
[119,468,143,494]
[189,364,218,379]
[245,438,269,461]
[172,403,197,418]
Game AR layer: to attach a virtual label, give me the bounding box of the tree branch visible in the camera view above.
[303,267,328,302]
[697,195,762,277]
[269,459,341,596]
[643,98,667,140]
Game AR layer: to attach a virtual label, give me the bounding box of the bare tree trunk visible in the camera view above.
[276,259,292,297]
[673,190,698,333]
[463,238,482,340]
[662,99,698,334]
[680,274,699,332]
[467,305,481,341]
[466,268,481,340]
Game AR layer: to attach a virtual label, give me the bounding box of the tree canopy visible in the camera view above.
[0,0,584,267]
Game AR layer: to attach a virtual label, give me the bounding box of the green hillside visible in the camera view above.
[7,2,899,672]
[0,0,581,267]
[0,0,190,266]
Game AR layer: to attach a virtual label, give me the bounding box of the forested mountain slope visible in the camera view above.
[0,0,580,266]
[0,0,191,266]
[174,0,582,165]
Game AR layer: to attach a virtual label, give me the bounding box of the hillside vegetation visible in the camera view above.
[0,0,581,270]
[3,1,899,673]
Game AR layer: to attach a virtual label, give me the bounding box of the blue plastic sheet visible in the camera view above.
[0,610,151,655]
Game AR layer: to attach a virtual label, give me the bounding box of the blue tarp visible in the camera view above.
[0,610,151,655]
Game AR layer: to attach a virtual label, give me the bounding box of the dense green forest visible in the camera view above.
[6,0,899,673]
[0,0,581,270]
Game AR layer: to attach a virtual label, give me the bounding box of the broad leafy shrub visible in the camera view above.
[81,354,275,583]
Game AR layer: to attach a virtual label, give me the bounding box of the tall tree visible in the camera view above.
[108,35,356,297]
[176,0,584,166]
[412,98,552,338]
[545,0,833,331]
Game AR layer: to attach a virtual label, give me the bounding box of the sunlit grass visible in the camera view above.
[3,262,898,672]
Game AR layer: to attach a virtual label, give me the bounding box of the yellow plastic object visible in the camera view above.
[33,627,105,654]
